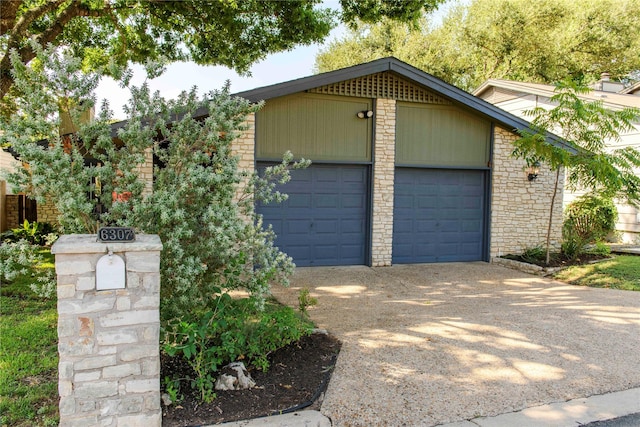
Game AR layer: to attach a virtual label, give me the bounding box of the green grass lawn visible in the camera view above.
[0,251,59,426]
[554,254,640,291]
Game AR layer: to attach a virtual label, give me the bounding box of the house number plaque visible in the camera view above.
[98,227,135,242]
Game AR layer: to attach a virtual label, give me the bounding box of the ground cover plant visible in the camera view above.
[553,255,640,291]
[0,250,58,426]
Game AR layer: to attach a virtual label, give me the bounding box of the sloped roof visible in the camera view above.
[90,58,575,154]
[474,78,640,110]
[224,57,573,152]
[620,80,640,95]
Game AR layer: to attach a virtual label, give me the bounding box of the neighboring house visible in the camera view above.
[227,57,573,266]
[2,57,575,265]
[474,76,640,244]
[0,149,26,232]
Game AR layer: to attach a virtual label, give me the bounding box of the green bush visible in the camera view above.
[562,195,617,260]
[162,294,311,401]
[2,45,312,405]
[1,221,58,246]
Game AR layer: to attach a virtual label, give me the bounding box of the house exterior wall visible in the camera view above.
[490,127,564,257]
[371,98,396,266]
[483,89,640,243]
[37,198,59,225]
[1,150,21,232]
[232,113,256,205]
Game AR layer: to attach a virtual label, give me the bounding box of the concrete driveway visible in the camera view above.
[270,262,640,426]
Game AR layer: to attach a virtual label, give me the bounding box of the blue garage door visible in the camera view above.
[393,168,487,264]
[256,164,369,266]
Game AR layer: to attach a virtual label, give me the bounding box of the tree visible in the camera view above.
[315,0,640,91]
[512,79,640,265]
[1,44,309,318]
[1,45,324,399]
[0,0,443,102]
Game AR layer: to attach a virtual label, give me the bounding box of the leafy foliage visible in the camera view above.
[316,0,640,91]
[563,195,617,243]
[562,195,617,261]
[1,46,315,405]
[0,0,444,103]
[1,220,58,246]
[512,79,640,264]
[1,45,311,320]
[162,295,312,401]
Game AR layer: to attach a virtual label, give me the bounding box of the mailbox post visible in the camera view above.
[51,234,162,427]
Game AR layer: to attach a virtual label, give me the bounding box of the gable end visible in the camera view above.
[308,72,451,105]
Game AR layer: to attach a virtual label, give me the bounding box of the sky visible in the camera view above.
[94,1,458,120]
[95,3,346,119]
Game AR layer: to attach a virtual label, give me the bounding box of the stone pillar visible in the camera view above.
[51,234,163,427]
[232,113,256,203]
[371,98,396,266]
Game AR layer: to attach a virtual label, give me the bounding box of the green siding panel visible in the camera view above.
[396,103,490,167]
[257,93,372,162]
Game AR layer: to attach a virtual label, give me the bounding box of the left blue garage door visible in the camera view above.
[256,163,369,266]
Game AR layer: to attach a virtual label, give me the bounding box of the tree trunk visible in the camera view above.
[545,168,561,265]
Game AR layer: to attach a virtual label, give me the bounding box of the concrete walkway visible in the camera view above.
[268,263,640,427]
[219,387,640,426]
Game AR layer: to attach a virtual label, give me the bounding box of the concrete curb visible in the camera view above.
[216,410,331,427]
[439,387,640,427]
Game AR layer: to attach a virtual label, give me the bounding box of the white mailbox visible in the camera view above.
[96,252,126,290]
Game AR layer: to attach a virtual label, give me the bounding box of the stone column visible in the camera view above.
[371,98,396,266]
[51,234,163,427]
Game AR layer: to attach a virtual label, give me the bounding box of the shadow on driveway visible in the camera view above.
[271,262,640,427]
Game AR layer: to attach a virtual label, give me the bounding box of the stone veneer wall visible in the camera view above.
[490,126,564,257]
[51,234,163,427]
[37,197,60,225]
[137,147,154,197]
[5,194,19,230]
[371,98,396,266]
[232,113,256,204]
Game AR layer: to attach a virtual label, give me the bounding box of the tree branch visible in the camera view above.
[0,0,23,35]
[1,0,108,99]
[3,0,65,38]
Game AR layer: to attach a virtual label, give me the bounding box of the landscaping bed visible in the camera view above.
[161,332,341,426]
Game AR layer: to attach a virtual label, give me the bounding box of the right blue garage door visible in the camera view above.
[393,168,487,264]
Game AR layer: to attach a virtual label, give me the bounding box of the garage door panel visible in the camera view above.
[393,168,486,264]
[286,220,310,234]
[257,164,369,267]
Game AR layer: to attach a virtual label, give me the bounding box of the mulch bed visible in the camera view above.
[161,332,341,426]
[501,253,610,268]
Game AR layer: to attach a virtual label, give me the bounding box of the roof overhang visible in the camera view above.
[228,57,576,154]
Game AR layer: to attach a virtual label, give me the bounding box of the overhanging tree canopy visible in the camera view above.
[0,0,444,100]
[315,0,640,91]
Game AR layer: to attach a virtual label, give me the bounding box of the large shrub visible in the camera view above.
[562,194,617,260]
[1,46,311,400]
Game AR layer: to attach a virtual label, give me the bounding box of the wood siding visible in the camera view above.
[256,93,372,162]
[395,102,491,167]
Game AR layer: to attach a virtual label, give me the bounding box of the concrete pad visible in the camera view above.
[470,388,640,427]
[271,263,640,426]
[216,410,331,427]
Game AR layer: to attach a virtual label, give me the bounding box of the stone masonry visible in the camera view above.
[232,113,256,205]
[490,127,564,258]
[51,234,163,427]
[371,98,396,266]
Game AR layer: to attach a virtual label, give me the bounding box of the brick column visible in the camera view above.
[51,234,163,427]
[371,98,396,266]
